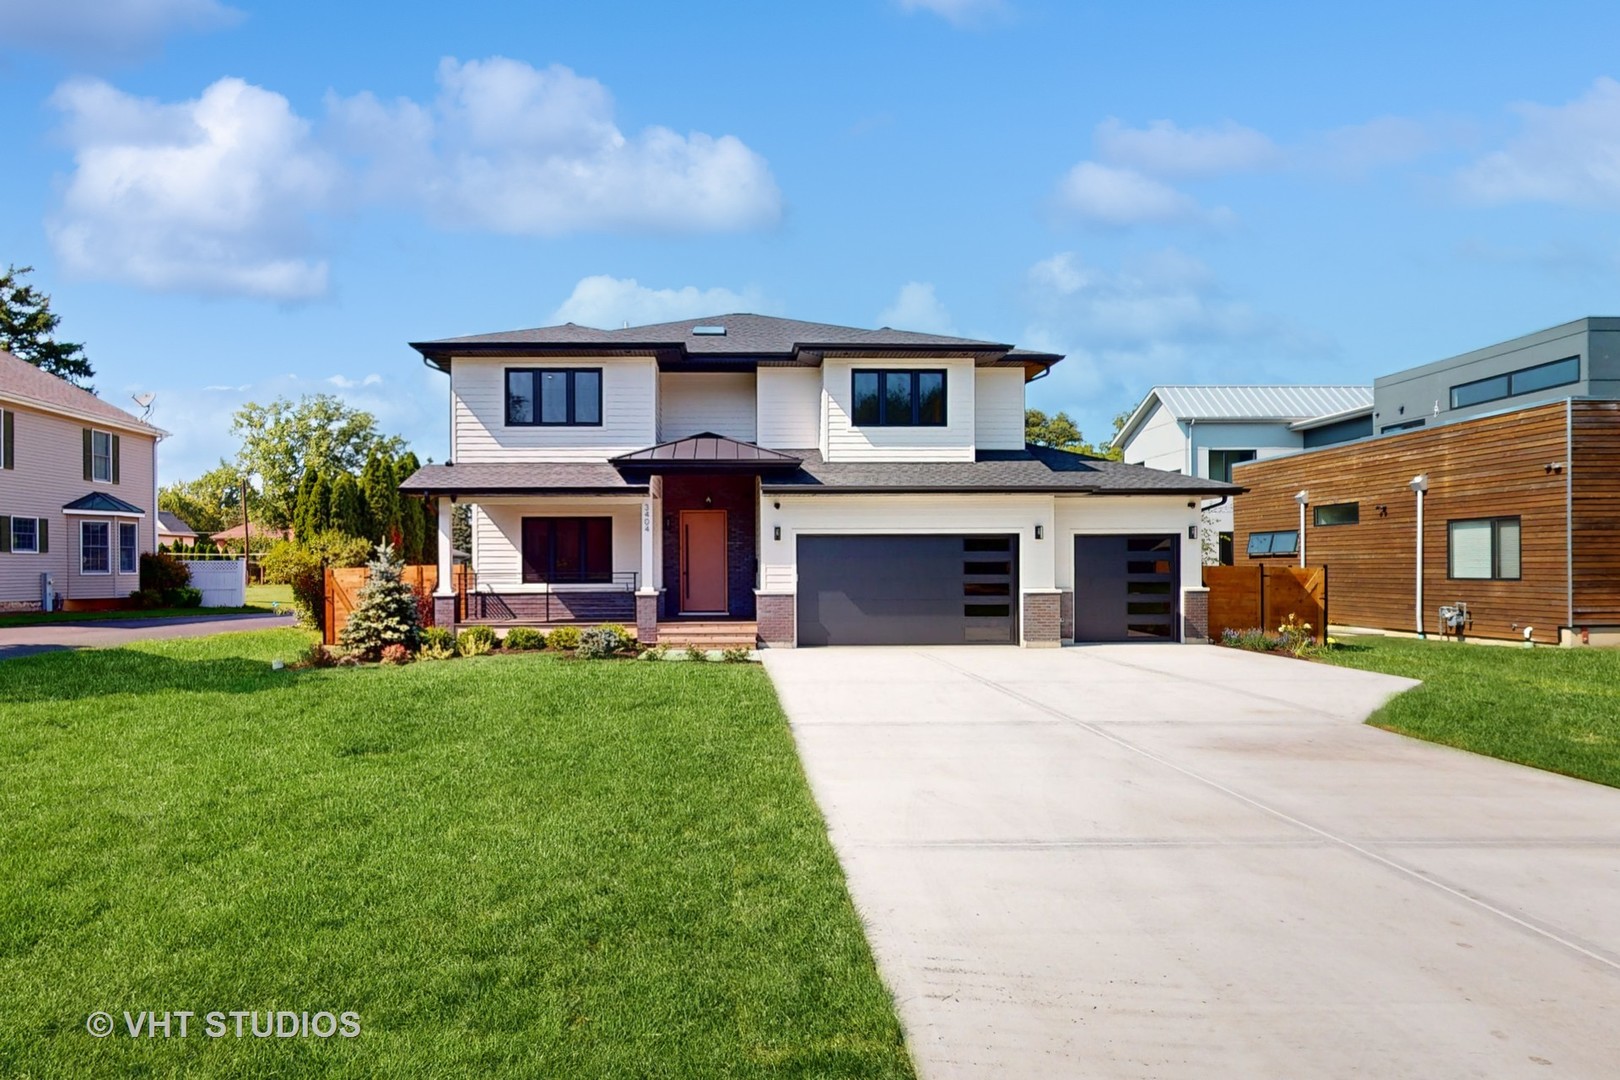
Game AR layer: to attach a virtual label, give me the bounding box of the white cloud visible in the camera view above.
[326,373,383,389]
[896,0,1007,27]
[338,57,782,235]
[0,0,239,58]
[877,282,956,334]
[47,76,337,300]
[1456,77,1620,208]
[550,275,775,328]
[1305,116,1443,176]
[1095,118,1279,178]
[1054,162,1226,227]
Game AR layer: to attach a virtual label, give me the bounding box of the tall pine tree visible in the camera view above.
[292,467,319,541]
[395,452,424,563]
[0,265,94,388]
[310,471,333,535]
[330,472,366,538]
[359,449,398,544]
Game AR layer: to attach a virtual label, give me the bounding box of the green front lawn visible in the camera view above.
[0,605,269,628]
[0,630,912,1078]
[1322,635,1620,787]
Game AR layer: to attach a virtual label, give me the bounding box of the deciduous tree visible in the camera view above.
[231,395,405,528]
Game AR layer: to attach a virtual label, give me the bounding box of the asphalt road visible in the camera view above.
[0,612,299,661]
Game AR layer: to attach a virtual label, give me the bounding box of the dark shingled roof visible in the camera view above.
[410,313,1063,376]
[759,446,1243,496]
[398,462,648,497]
[158,511,197,536]
[610,433,801,470]
[64,491,147,515]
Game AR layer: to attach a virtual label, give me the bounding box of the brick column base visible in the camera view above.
[432,595,458,633]
[1182,588,1210,643]
[1022,590,1062,648]
[1059,590,1074,643]
[635,590,659,645]
[756,592,795,648]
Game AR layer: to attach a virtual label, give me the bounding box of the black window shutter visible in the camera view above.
[2,410,13,469]
[0,515,9,554]
[83,428,93,481]
[38,518,48,554]
[111,434,121,484]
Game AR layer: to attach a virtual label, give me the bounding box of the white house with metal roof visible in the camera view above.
[1111,385,1373,562]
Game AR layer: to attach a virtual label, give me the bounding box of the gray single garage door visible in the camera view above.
[1072,534,1180,641]
[797,534,1019,646]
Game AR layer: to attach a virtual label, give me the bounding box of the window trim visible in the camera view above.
[520,515,615,584]
[118,521,139,574]
[1246,529,1300,558]
[850,368,949,427]
[1449,355,1580,411]
[504,367,604,427]
[1207,448,1258,484]
[80,520,111,575]
[11,516,39,554]
[1312,502,1360,527]
[90,429,114,483]
[1447,516,1522,581]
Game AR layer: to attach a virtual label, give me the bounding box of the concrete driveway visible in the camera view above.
[0,612,298,661]
[764,644,1620,1080]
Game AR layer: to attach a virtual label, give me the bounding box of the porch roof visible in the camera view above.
[398,462,648,497]
[63,491,147,516]
[609,433,801,472]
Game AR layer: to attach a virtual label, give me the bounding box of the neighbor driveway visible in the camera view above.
[0,612,298,661]
[764,644,1620,1079]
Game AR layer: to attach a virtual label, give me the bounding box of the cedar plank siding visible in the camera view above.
[1572,400,1620,624]
[1232,402,1576,644]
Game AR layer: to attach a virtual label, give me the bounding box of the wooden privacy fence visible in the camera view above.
[325,564,466,645]
[1203,564,1328,644]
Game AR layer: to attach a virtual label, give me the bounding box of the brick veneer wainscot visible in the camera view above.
[1183,588,1210,643]
[756,592,795,647]
[1022,591,1062,646]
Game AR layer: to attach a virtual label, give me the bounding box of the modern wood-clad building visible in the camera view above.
[1233,400,1620,644]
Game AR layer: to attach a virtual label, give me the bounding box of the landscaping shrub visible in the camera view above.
[503,627,546,651]
[340,543,423,659]
[638,643,669,661]
[1220,627,1280,652]
[380,643,412,665]
[457,625,498,657]
[256,539,308,585]
[721,646,752,663]
[297,642,337,668]
[305,531,373,568]
[685,645,708,662]
[546,625,581,651]
[130,588,165,609]
[139,551,190,595]
[165,586,203,609]
[418,627,456,660]
[576,626,630,660]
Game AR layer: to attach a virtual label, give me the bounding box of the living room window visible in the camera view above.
[851,370,947,426]
[521,517,613,583]
[1207,449,1257,483]
[119,522,139,574]
[1448,517,1521,580]
[506,369,603,426]
[81,521,110,574]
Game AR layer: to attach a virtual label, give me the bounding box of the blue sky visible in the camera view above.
[5,0,1620,482]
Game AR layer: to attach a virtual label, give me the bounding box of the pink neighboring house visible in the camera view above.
[0,349,166,611]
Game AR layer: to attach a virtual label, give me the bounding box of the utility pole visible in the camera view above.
[241,478,251,583]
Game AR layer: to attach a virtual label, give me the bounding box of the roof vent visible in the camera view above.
[691,325,727,336]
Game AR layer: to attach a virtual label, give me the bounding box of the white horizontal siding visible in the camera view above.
[1120,401,1187,472]
[471,498,644,589]
[755,368,820,449]
[451,357,657,462]
[657,372,756,442]
[974,368,1026,451]
[761,493,1056,592]
[821,358,976,462]
[0,398,157,604]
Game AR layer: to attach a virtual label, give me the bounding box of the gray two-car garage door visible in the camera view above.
[797,534,1018,646]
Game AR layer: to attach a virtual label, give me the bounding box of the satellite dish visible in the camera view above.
[131,392,156,420]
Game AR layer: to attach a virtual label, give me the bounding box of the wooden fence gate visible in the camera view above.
[1203,564,1328,644]
[325,564,462,645]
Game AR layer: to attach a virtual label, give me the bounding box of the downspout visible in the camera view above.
[1186,418,1196,477]
[1410,474,1428,637]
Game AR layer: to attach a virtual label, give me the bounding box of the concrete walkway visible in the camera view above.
[0,612,298,661]
[764,644,1620,1080]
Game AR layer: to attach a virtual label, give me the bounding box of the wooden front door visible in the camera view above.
[680,510,728,614]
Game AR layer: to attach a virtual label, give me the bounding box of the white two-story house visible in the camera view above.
[401,315,1236,647]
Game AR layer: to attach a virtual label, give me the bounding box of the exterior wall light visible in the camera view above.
[773,525,781,541]
[1034,524,1044,540]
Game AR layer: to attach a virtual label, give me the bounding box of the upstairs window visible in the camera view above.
[852,370,947,427]
[1449,517,1521,580]
[1449,356,1579,410]
[90,430,113,482]
[1246,530,1299,558]
[506,369,603,426]
[1312,502,1359,526]
[1207,449,1257,483]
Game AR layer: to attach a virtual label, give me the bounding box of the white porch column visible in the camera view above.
[639,495,657,592]
[434,497,454,596]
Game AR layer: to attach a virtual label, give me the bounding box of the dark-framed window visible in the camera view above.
[1246,530,1298,558]
[81,521,110,574]
[119,521,139,574]
[1312,502,1359,527]
[1448,517,1521,580]
[505,368,603,426]
[1381,418,1426,434]
[521,516,613,583]
[1208,449,1257,484]
[851,369,947,426]
[1449,355,1579,410]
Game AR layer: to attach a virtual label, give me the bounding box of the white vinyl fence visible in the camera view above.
[179,557,246,608]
